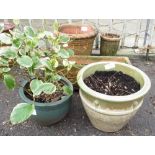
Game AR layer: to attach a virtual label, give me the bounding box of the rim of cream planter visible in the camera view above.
[77,61,151,103]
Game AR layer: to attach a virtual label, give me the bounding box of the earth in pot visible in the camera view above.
[19,77,73,126]
[77,62,151,132]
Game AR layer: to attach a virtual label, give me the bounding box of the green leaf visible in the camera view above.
[13,19,20,26]
[44,31,54,38]
[40,83,56,94]
[0,57,9,66]
[12,38,22,48]
[30,79,43,96]
[30,80,56,96]
[2,68,11,73]
[24,26,36,37]
[51,74,61,81]
[2,48,17,59]
[67,49,74,56]
[17,55,33,68]
[59,35,70,43]
[0,23,4,33]
[52,21,59,31]
[50,59,58,68]
[58,49,70,59]
[18,49,26,55]
[63,59,69,67]
[0,33,11,44]
[10,103,35,125]
[63,85,73,96]
[3,74,16,90]
[40,58,53,71]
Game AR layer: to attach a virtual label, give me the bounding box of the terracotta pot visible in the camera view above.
[3,22,15,33]
[100,33,121,56]
[59,23,97,55]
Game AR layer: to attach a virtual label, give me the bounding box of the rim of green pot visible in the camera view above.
[77,61,151,103]
[19,76,73,107]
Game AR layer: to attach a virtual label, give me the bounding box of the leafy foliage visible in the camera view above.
[10,103,35,125]
[3,74,16,90]
[0,20,75,125]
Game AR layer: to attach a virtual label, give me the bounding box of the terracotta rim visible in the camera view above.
[101,33,121,41]
[3,22,15,32]
[59,23,98,39]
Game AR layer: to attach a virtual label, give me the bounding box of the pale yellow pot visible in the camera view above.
[77,62,151,132]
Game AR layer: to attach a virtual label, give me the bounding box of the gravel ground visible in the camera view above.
[0,57,155,136]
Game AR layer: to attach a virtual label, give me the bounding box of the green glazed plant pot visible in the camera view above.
[77,62,151,132]
[19,77,73,126]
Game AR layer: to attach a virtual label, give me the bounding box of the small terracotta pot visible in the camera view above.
[59,23,97,55]
[100,33,121,56]
[3,22,15,33]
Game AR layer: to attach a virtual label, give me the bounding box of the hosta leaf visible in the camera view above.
[0,23,4,33]
[2,48,17,59]
[59,35,70,43]
[67,49,74,56]
[41,83,56,94]
[44,31,54,38]
[50,59,58,68]
[17,55,33,68]
[2,68,11,73]
[40,58,52,71]
[63,85,73,96]
[58,49,70,59]
[0,57,9,66]
[3,74,16,90]
[30,80,56,96]
[12,38,22,48]
[52,21,59,31]
[30,79,43,95]
[51,74,61,81]
[0,33,11,44]
[63,59,69,67]
[13,19,20,25]
[10,103,35,125]
[24,26,36,37]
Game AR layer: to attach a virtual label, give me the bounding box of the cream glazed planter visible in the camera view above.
[77,62,151,132]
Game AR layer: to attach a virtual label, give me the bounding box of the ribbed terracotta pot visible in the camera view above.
[77,62,151,132]
[59,23,97,55]
[100,33,121,56]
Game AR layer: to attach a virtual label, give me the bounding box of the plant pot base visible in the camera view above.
[80,89,143,132]
[31,109,70,126]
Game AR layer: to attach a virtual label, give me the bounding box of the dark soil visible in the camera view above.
[103,33,120,38]
[84,71,140,96]
[24,82,64,103]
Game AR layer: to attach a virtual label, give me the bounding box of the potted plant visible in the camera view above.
[100,33,121,56]
[0,21,75,125]
[59,23,97,55]
[77,62,151,132]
